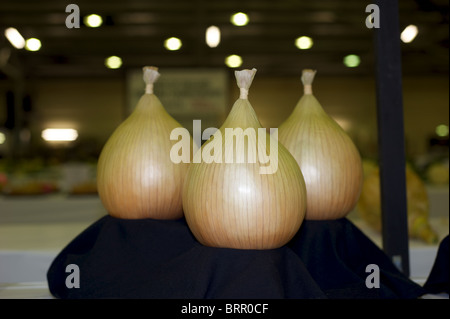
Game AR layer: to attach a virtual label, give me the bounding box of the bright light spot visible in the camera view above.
[231,12,249,26]
[25,38,41,51]
[206,25,221,48]
[164,37,182,51]
[302,164,319,182]
[343,54,360,67]
[295,36,313,50]
[4,27,25,49]
[225,54,243,68]
[41,129,78,142]
[105,56,122,69]
[401,25,418,43]
[0,132,5,144]
[238,185,251,194]
[84,14,103,28]
[436,124,449,137]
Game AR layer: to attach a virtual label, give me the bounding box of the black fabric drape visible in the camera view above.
[47,215,427,299]
[423,235,449,295]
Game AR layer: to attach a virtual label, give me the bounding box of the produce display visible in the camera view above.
[0,158,97,196]
[0,158,60,195]
[3,180,59,195]
[1,66,446,250]
[96,66,195,219]
[278,69,364,220]
[357,160,440,244]
[182,69,307,249]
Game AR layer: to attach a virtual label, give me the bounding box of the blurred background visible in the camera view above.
[0,0,448,294]
[0,0,448,193]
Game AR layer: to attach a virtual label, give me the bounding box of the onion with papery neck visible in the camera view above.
[182,68,307,249]
[97,66,194,219]
[278,69,363,220]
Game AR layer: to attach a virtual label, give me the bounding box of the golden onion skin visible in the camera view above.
[182,69,307,249]
[278,70,363,220]
[97,67,194,220]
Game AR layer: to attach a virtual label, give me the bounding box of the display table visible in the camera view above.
[0,195,106,298]
[1,194,447,299]
[47,215,431,299]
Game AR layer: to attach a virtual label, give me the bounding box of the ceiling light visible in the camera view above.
[84,14,103,28]
[164,37,182,51]
[435,124,449,137]
[295,36,313,50]
[41,128,78,142]
[4,27,25,49]
[206,25,221,48]
[25,38,42,51]
[105,56,122,69]
[231,12,249,26]
[225,54,243,68]
[400,25,418,43]
[343,54,360,68]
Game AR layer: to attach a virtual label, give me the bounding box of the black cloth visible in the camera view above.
[423,235,449,295]
[288,218,426,299]
[47,215,426,299]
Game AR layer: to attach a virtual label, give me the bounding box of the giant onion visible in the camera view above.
[278,69,363,220]
[97,66,194,219]
[182,68,307,249]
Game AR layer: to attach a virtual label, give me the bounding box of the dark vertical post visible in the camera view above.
[374,0,410,276]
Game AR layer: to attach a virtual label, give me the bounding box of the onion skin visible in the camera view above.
[97,68,193,220]
[278,70,363,220]
[182,69,307,249]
